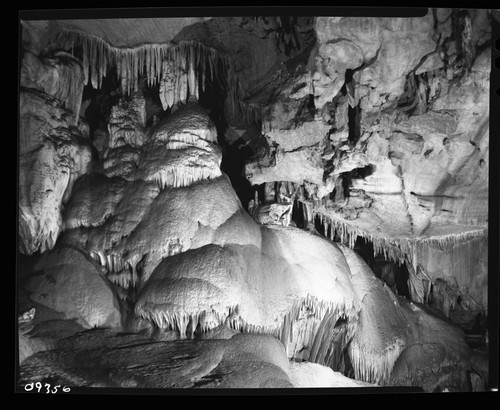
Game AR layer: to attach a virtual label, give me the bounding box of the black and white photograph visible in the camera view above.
[16,6,499,396]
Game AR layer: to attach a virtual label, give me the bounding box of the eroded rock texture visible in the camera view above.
[241,10,490,328]
[18,9,493,392]
[19,45,94,256]
[23,247,122,329]
[19,328,380,389]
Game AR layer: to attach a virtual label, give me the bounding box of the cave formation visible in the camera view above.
[17,9,496,393]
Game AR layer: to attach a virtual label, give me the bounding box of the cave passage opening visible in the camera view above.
[345,68,361,148]
[311,218,412,300]
[291,198,306,229]
[81,68,121,145]
[353,237,411,299]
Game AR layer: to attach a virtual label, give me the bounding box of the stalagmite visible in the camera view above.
[134,223,360,362]
[17,13,492,392]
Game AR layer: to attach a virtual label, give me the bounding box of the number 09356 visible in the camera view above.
[24,382,71,393]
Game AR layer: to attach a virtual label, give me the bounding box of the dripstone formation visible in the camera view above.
[17,10,494,392]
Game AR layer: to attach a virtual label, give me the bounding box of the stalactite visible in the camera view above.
[90,250,130,275]
[107,270,134,290]
[136,293,357,357]
[90,36,98,89]
[188,50,197,99]
[349,340,405,385]
[309,312,338,364]
[307,201,487,268]
[151,166,221,190]
[51,30,262,129]
[81,38,89,86]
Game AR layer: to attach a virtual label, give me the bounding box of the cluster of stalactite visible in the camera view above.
[50,29,262,127]
[310,208,486,265]
[309,207,487,304]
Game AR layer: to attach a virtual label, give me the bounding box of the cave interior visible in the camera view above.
[17,9,498,393]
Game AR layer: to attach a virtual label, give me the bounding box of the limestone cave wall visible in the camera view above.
[17,9,496,393]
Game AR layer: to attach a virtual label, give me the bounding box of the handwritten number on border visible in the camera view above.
[24,382,71,393]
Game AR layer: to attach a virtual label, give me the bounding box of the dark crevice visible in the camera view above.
[198,59,257,209]
[351,164,375,179]
[199,67,227,145]
[82,69,121,142]
[345,68,361,147]
[339,345,355,379]
[220,142,255,208]
[290,94,316,128]
[291,199,305,228]
[344,67,354,86]
[341,173,351,199]
[142,82,168,127]
[314,215,326,236]
[397,73,420,115]
[337,165,375,200]
[255,183,266,204]
[347,103,360,147]
[354,237,411,299]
